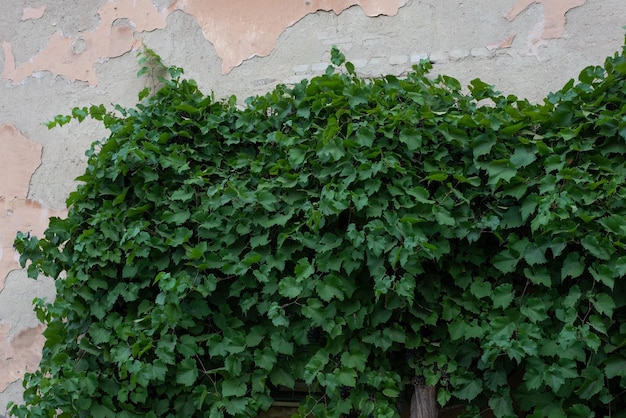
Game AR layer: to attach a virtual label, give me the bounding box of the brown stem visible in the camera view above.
[410,377,438,418]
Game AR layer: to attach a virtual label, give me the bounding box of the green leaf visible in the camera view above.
[605,357,626,379]
[399,127,422,151]
[91,404,116,418]
[294,258,315,279]
[278,276,304,299]
[269,368,295,389]
[433,206,455,226]
[581,234,613,260]
[336,367,357,387]
[356,126,375,147]
[493,250,518,273]
[176,358,198,386]
[523,244,547,266]
[561,252,585,280]
[488,395,515,418]
[589,264,615,289]
[567,404,593,418]
[171,188,194,202]
[593,293,615,316]
[577,366,603,400]
[316,275,345,301]
[437,387,452,407]
[520,195,537,222]
[470,279,492,299]
[510,146,536,168]
[544,365,568,393]
[598,214,626,234]
[340,350,367,373]
[472,132,496,157]
[520,297,549,323]
[484,160,517,186]
[453,378,482,401]
[222,379,247,397]
[448,320,466,341]
[524,266,551,287]
[492,284,514,309]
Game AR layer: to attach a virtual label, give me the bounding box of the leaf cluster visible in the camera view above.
[9,45,626,417]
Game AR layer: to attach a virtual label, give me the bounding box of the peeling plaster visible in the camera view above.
[3,0,175,85]
[174,0,407,74]
[0,124,66,292]
[0,125,41,202]
[506,0,587,55]
[21,6,46,21]
[486,35,515,51]
[2,0,406,85]
[0,323,45,392]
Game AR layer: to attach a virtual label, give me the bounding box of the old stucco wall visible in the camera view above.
[0,0,625,413]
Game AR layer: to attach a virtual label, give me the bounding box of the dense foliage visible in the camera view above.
[9,46,626,417]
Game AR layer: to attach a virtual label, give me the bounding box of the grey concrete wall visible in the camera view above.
[1,0,625,413]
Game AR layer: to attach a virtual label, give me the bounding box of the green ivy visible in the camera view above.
[9,44,626,417]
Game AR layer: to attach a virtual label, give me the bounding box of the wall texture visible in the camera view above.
[0,0,625,413]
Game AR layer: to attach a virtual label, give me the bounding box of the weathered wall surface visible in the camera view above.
[0,0,625,413]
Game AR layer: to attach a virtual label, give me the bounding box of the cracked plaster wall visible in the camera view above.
[0,0,625,413]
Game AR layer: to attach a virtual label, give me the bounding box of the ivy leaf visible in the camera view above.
[269,368,295,389]
[483,159,517,186]
[472,132,496,157]
[493,250,518,273]
[544,367,566,393]
[520,195,538,221]
[452,378,482,401]
[437,388,452,407]
[91,404,116,418]
[576,367,603,400]
[523,244,547,266]
[598,214,626,234]
[294,258,315,279]
[524,266,551,287]
[580,234,613,260]
[221,379,247,397]
[340,350,367,373]
[488,395,515,418]
[399,127,422,151]
[561,252,586,280]
[593,293,615,316]
[470,279,492,299]
[492,284,514,309]
[567,405,593,418]
[336,367,357,387]
[176,358,198,386]
[605,357,626,379]
[510,146,536,168]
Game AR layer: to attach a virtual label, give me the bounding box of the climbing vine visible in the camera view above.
[9,45,626,417]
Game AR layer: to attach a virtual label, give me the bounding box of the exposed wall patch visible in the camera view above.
[20,6,46,21]
[506,0,587,55]
[0,323,46,392]
[0,124,66,292]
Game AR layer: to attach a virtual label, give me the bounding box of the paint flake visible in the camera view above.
[21,6,46,21]
[486,35,515,51]
[506,0,587,54]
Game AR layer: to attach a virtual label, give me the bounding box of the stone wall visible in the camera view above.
[1,0,625,413]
